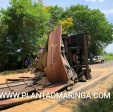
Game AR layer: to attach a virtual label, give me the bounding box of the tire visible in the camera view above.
[101,60,104,63]
[74,78,78,83]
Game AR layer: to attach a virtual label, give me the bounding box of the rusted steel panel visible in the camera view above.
[39,83,67,93]
[6,78,24,81]
[34,46,47,71]
[0,98,39,109]
[0,100,15,106]
[44,26,68,83]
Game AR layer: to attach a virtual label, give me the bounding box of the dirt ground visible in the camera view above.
[48,72,113,112]
[0,70,34,83]
[0,68,113,112]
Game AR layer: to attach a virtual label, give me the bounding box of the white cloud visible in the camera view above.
[102,9,113,14]
[99,0,104,2]
[85,0,97,2]
[85,0,105,2]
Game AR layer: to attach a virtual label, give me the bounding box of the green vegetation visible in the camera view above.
[63,5,113,55]
[0,0,50,70]
[74,93,113,112]
[0,69,25,76]
[2,71,9,75]
[104,53,113,61]
[74,82,113,112]
[0,0,113,71]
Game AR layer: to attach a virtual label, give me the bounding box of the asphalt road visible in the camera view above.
[72,60,113,90]
[90,60,113,69]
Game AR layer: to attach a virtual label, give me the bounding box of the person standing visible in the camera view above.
[25,57,31,71]
[89,53,94,64]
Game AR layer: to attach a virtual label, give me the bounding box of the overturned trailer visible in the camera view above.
[0,25,91,109]
[34,25,91,91]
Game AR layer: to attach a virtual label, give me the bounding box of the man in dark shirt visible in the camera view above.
[89,53,94,64]
[25,57,31,71]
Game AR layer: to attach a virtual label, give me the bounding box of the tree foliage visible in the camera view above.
[63,5,113,54]
[44,5,64,31]
[0,0,49,70]
[59,17,73,33]
[0,3,113,71]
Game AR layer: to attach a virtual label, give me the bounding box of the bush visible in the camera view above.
[103,53,113,61]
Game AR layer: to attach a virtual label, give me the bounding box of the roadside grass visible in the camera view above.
[103,53,113,61]
[74,94,113,112]
[2,71,9,75]
[74,82,113,112]
[0,69,27,76]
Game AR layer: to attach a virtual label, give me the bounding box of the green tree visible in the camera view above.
[0,0,50,70]
[44,5,64,31]
[63,5,113,54]
[0,22,9,70]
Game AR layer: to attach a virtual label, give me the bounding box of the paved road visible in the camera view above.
[73,60,113,90]
[90,60,113,69]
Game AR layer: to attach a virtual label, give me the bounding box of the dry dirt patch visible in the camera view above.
[0,70,33,83]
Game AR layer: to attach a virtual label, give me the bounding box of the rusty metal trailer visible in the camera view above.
[0,25,91,109]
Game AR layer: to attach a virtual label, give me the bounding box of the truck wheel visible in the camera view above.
[74,78,78,83]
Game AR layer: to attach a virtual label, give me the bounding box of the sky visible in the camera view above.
[0,0,113,53]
